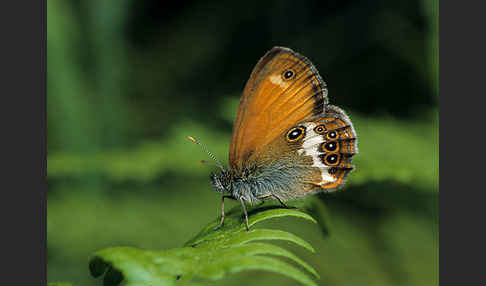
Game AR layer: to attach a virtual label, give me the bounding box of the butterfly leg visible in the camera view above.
[214,195,232,230]
[257,194,290,208]
[272,194,289,208]
[272,194,298,210]
[239,197,250,231]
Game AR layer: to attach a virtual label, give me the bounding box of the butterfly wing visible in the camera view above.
[229,47,329,171]
[289,105,358,197]
[246,104,358,202]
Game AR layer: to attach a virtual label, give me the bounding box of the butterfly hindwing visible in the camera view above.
[292,105,358,196]
[249,105,357,202]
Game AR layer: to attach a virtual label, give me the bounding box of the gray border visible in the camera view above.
[0,0,46,285]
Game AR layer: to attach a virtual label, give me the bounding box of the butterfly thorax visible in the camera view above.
[211,167,260,202]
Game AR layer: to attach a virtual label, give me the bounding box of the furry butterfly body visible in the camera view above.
[194,47,357,230]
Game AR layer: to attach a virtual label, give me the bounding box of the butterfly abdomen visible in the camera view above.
[228,163,313,204]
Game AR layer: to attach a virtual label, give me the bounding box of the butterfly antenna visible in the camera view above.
[187,136,224,170]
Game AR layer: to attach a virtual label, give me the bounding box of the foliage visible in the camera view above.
[89,206,319,286]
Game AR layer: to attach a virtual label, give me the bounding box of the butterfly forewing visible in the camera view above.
[229,47,328,171]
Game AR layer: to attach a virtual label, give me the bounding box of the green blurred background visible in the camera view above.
[47,0,438,285]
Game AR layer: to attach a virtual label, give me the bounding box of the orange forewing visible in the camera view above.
[229,47,328,171]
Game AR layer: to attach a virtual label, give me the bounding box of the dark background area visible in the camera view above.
[47,0,438,285]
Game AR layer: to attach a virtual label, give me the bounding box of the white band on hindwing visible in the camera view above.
[298,122,336,184]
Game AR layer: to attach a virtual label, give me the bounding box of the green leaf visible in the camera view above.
[48,283,72,286]
[185,205,317,247]
[225,243,320,278]
[224,229,315,253]
[89,206,319,286]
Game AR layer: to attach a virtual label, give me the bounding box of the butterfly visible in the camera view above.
[189,46,357,230]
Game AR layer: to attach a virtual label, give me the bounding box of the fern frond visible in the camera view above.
[89,205,319,286]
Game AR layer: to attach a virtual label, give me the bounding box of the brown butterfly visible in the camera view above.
[189,46,358,230]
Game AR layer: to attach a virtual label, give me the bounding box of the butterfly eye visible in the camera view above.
[314,125,326,134]
[281,69,295,80]
[326,131,338,140]
[286,126,305,142]
[323,153,340,166]
[321,141,338,152]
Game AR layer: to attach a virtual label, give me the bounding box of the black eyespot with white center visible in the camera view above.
[326,131,338,140]
[321,141,338,152]
[286,126,305,142]
[314,125,326,134]
[281,69,296,81]
[323,153,339,166]
[289,129,300,139]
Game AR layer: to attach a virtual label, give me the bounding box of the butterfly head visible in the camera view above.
[210,169,234,194]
